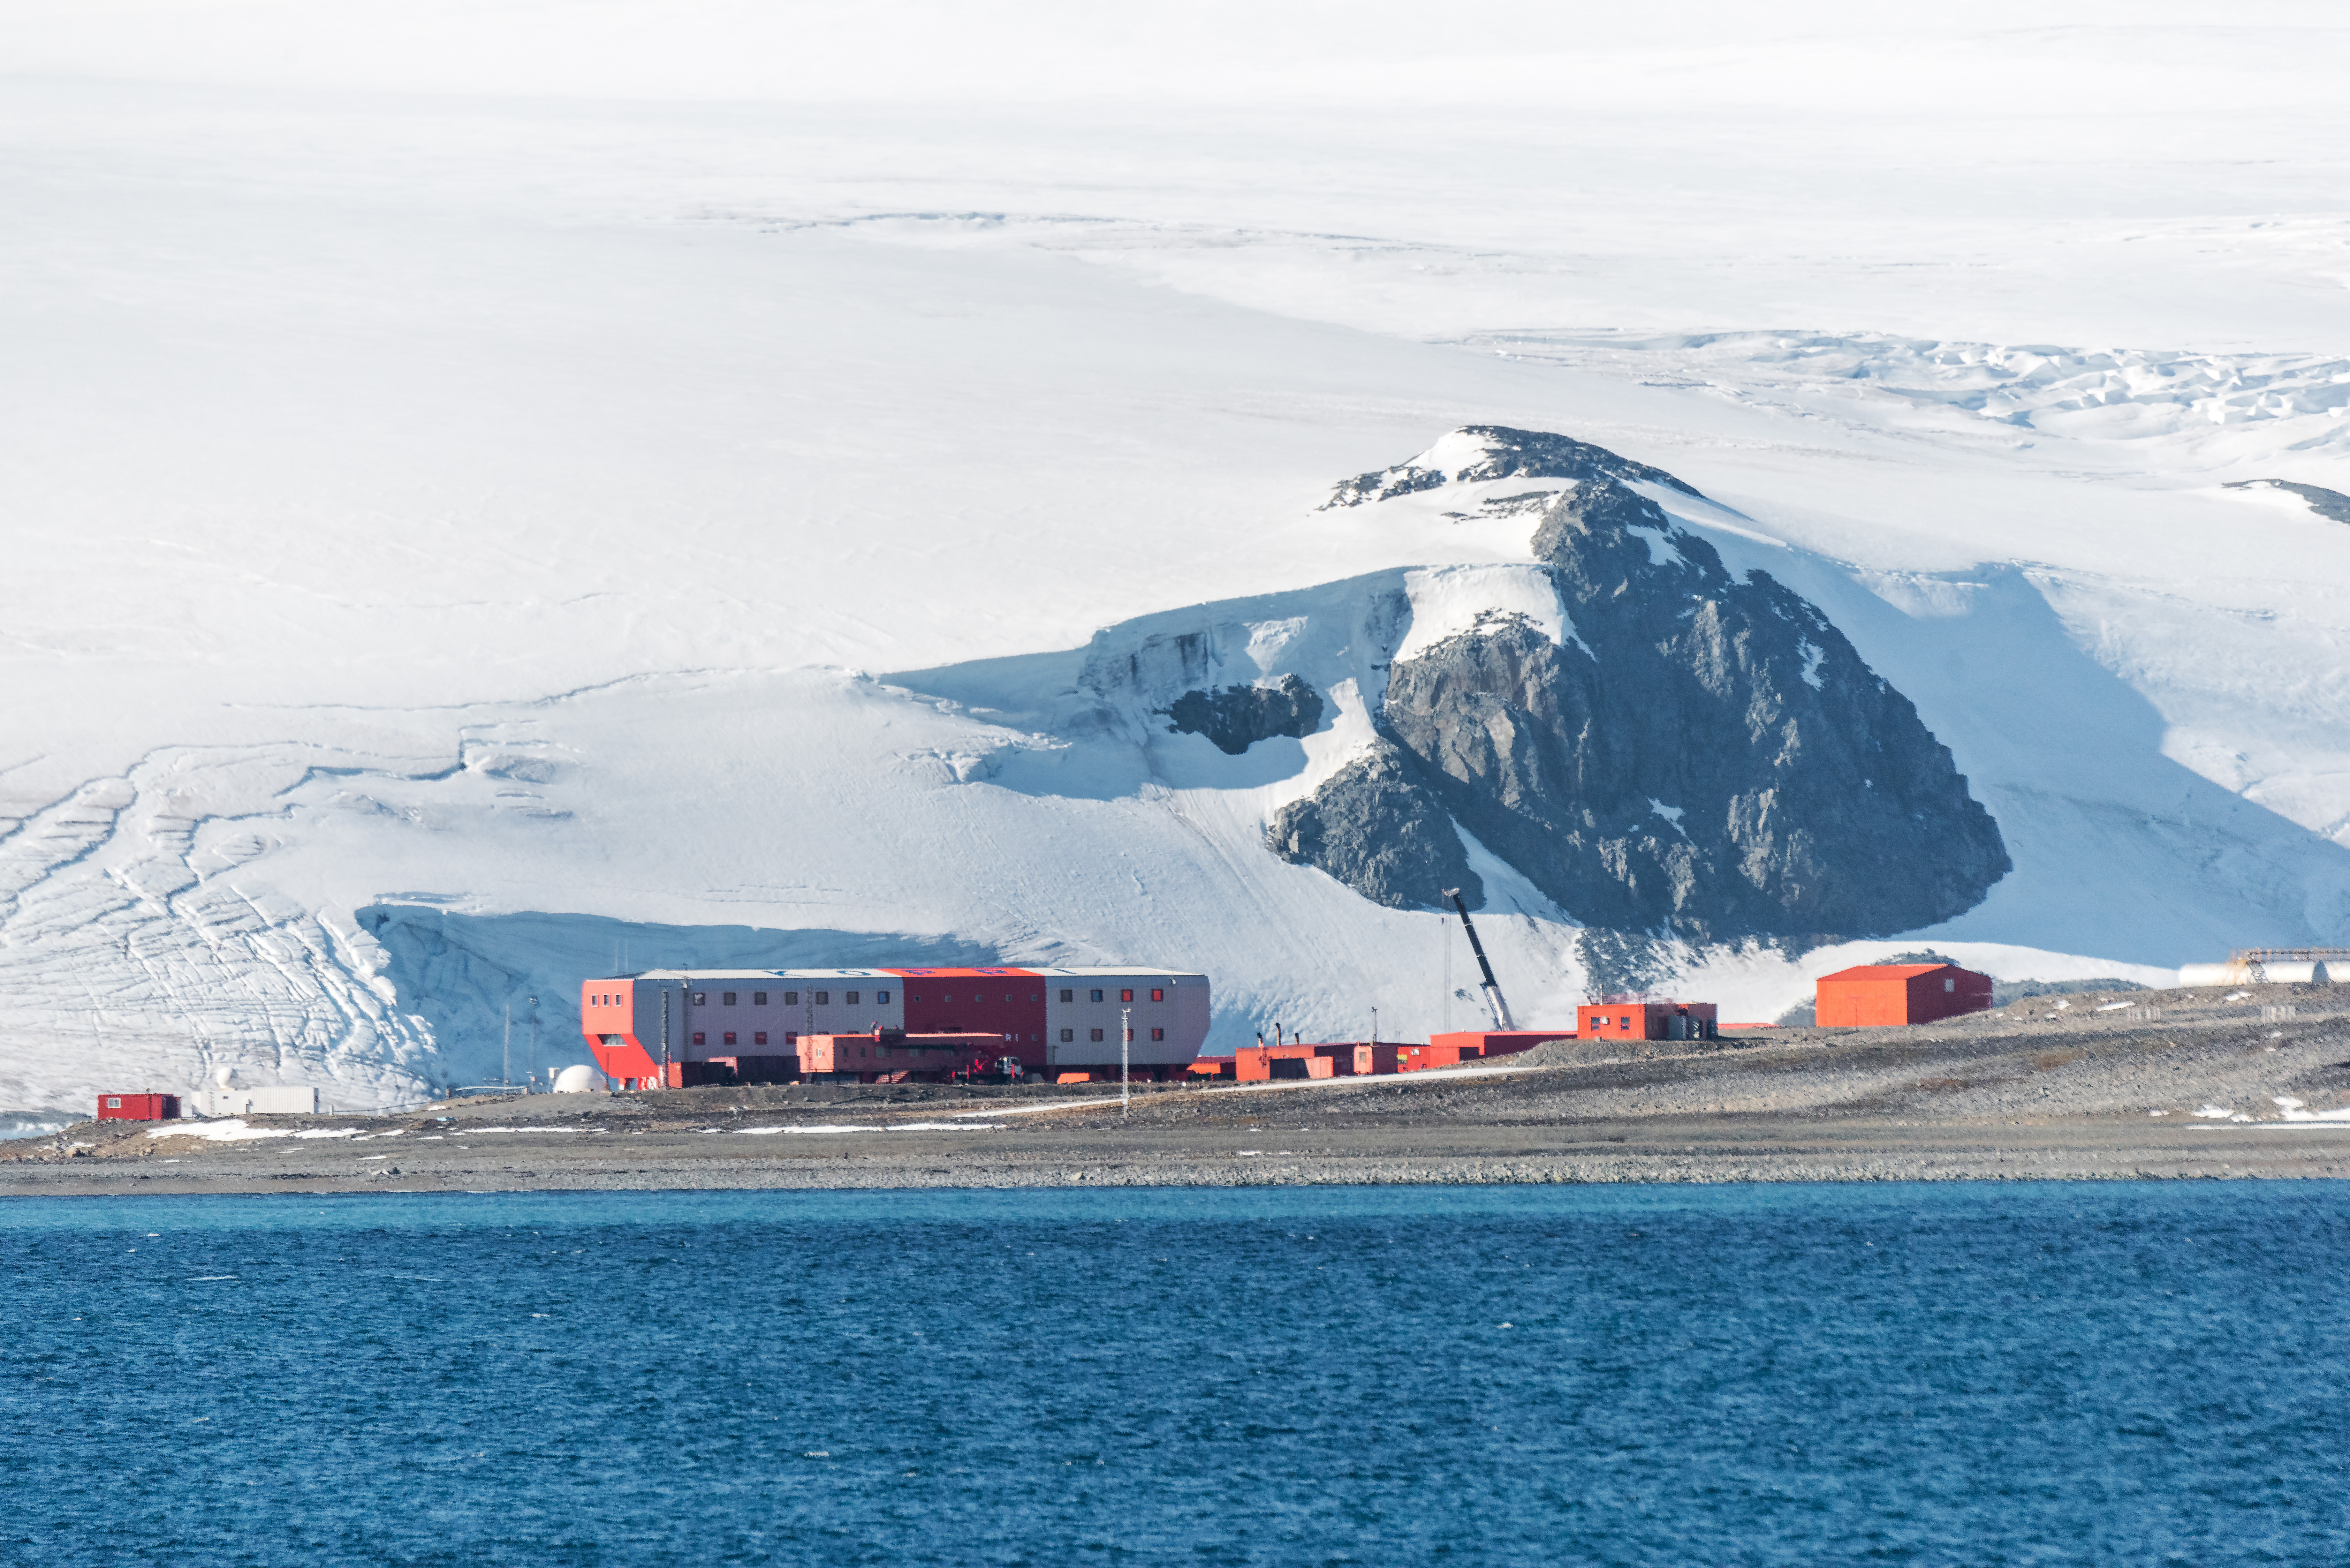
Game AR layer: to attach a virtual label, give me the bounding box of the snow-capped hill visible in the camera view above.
[1320,425,1702,511]
[1273,471,2009,937]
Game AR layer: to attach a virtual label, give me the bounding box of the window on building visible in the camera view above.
[693,1032,706,1045]
[1151,1028,1164,1041]
[754,1032,769,1046]
[943,993,953,1003]
[1059,989,1073,1002]
[1121,989,1133,1002]
[845,991,860,1005]
[912,994,922,1003]
[1151,989,1164,1002]
[753,991,767,1005]
[1003,993,1013,1003]
[1059,1028,1074,1042]
[1620,1015,1632,1028]
[693,992,706,1005]
[107,1097,121,1108]
[1944,978,1956,992]
[784,991,799,1005]
[785,1031,798,1044]
[815,991,830,1004]
[1090,1028,1105,1042]
[722,992,737,1006]
[724,1032,737,1046]
[1090,989,1103,1003]
[877,990,891,1004]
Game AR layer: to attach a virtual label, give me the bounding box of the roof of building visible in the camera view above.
[1817,963,1965,982]
[616,967,1205,981]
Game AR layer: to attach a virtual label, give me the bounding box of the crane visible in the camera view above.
[1441,888,1517,1031]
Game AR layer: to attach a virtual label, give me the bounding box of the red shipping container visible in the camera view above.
[97,1093,178,1121]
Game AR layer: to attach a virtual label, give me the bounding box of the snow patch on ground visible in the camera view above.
[148,1119,359,1142]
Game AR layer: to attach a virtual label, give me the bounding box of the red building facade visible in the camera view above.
[1814,963,1992,1026]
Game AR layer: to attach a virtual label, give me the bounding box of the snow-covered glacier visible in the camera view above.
[6,4,2350,1110]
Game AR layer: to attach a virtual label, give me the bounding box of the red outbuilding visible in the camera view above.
[1574,1002,1718,1041]
[1428,1030,1573,1059]
[1814,963,1992,1026]
[96,1093,178,1121]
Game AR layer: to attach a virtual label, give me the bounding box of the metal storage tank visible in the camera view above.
[2178,959,2332,986]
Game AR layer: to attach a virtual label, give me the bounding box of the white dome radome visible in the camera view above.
[552,1064,601,1094]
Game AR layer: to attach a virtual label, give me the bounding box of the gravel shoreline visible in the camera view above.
[10,984,2348,1196]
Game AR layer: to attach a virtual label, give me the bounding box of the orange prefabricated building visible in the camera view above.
[1428,1030,1573,1059]
[1574,1002,1717,1041]
[1814,963,1992,1026]
[580,966,1210,1087]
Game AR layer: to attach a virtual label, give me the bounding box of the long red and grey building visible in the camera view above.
[580,967,1209,1086]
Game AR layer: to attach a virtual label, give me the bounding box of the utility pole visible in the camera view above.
[1371,1006,1379,1045]
[1442,914,1452,1032]
[527,995,538,1092]
[502,1003,512,1088]
[1120,1006,1131,1114]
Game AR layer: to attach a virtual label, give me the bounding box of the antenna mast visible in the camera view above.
[1441,888,1517,1031]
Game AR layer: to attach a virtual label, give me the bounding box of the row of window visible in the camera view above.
[683,1027,1172,1048]
[681,987,1170,1007]
[692,990,892,1007]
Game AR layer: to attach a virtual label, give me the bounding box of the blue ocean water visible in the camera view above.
[3,1183,2346,1567]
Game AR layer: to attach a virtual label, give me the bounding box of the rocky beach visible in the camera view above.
[10,985,2347,1196]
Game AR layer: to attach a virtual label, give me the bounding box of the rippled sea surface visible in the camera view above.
[5,1183,2347,1566]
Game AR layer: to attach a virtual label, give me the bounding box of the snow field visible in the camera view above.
[6,5,2350,1106]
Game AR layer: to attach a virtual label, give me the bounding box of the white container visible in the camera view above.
[188,1085,319,1117]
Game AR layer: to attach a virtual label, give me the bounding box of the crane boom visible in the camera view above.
[1442,888,1517,1031]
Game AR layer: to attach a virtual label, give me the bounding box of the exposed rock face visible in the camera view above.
[1323,425,1702,509]
[1273,470,2010,939]
[1165,675,1324,754]
[2223,478,2350,524]
[1265,741,1482,911]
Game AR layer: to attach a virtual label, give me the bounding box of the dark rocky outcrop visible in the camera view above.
[1323,425,1702,509]
[1273,467,2011,940]
[1265,740,1482,910]
[1165,675,1324,754]
[2224,478,2350,524]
